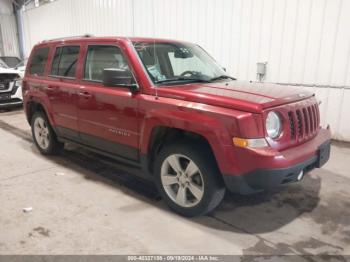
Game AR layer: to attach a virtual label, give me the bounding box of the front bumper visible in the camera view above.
[0,99,23,108]
[0,83,23,109]
[222,129,331,194]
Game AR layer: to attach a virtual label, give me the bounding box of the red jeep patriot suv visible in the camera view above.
[23,36,331,216]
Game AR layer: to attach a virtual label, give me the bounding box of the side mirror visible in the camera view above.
[102,68,138,92]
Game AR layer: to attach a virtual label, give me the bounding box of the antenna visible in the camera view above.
[152,0,159,100]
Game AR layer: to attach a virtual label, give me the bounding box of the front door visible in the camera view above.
[77,44,140,161]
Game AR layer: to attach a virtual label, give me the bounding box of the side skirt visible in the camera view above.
[59,136,153,181]
[54,126,153,180]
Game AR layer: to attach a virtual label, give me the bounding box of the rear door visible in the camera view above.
[77,43,140,161]
[42,45,82,140]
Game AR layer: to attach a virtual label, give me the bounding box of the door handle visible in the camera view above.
[79,91,92,98]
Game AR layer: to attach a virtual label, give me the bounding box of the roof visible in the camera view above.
[37,35,184,46]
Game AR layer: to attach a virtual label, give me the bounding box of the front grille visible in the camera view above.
[0,73,18,91]
[288,102,320,140]
[0,73,18,81]
[0,81,9,90]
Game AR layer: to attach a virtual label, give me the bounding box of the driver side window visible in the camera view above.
[84,45,129,82]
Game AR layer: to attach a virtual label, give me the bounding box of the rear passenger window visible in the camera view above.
[28,47,49,75]
[50,46,80,78]
[84,45,130,81]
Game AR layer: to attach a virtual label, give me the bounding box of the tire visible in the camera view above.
[154,141,226,217]
[31,111,64,155]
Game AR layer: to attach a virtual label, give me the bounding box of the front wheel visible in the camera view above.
[155,142,226,217]
[31,111,64,155]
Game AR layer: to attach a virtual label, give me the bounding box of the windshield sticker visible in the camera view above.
[147,64,166,81]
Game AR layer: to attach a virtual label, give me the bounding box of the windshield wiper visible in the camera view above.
[209,75,236,82]
[155,77,211,84]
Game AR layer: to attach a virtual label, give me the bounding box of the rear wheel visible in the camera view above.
[31,111,64,155]
[155,141,225,217]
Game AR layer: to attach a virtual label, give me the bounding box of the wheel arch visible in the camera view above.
[25,99,54,126]
[142,124,225,177]
[151,125,210,160]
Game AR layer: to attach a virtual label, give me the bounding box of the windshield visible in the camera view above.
[133,41,228,84]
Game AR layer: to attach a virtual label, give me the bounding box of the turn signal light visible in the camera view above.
[233,137,268,148]
[233,137,249,147]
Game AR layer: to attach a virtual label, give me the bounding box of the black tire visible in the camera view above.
[154,141,226,217]
[31,111,64,155]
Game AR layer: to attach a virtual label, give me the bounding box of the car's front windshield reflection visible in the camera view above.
[133,41,229,85]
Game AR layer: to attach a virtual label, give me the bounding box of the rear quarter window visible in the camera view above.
[28,47,49,76]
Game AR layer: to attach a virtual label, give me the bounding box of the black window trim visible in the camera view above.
[48,45,80,80]
[82,44,136,86]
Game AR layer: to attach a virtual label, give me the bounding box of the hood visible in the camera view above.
[157,80,314,113]
[0,67,23,78]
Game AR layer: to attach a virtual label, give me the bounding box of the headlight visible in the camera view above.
[266,111,282,139]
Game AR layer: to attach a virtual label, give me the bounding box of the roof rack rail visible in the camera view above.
[40,34,93,43]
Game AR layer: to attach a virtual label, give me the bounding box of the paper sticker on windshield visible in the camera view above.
[147,65,166,81]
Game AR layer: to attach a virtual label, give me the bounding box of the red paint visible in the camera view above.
[23,36,331,177]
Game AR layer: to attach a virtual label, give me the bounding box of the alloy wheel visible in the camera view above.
[33,117,50,150]
[161,154,204,208]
